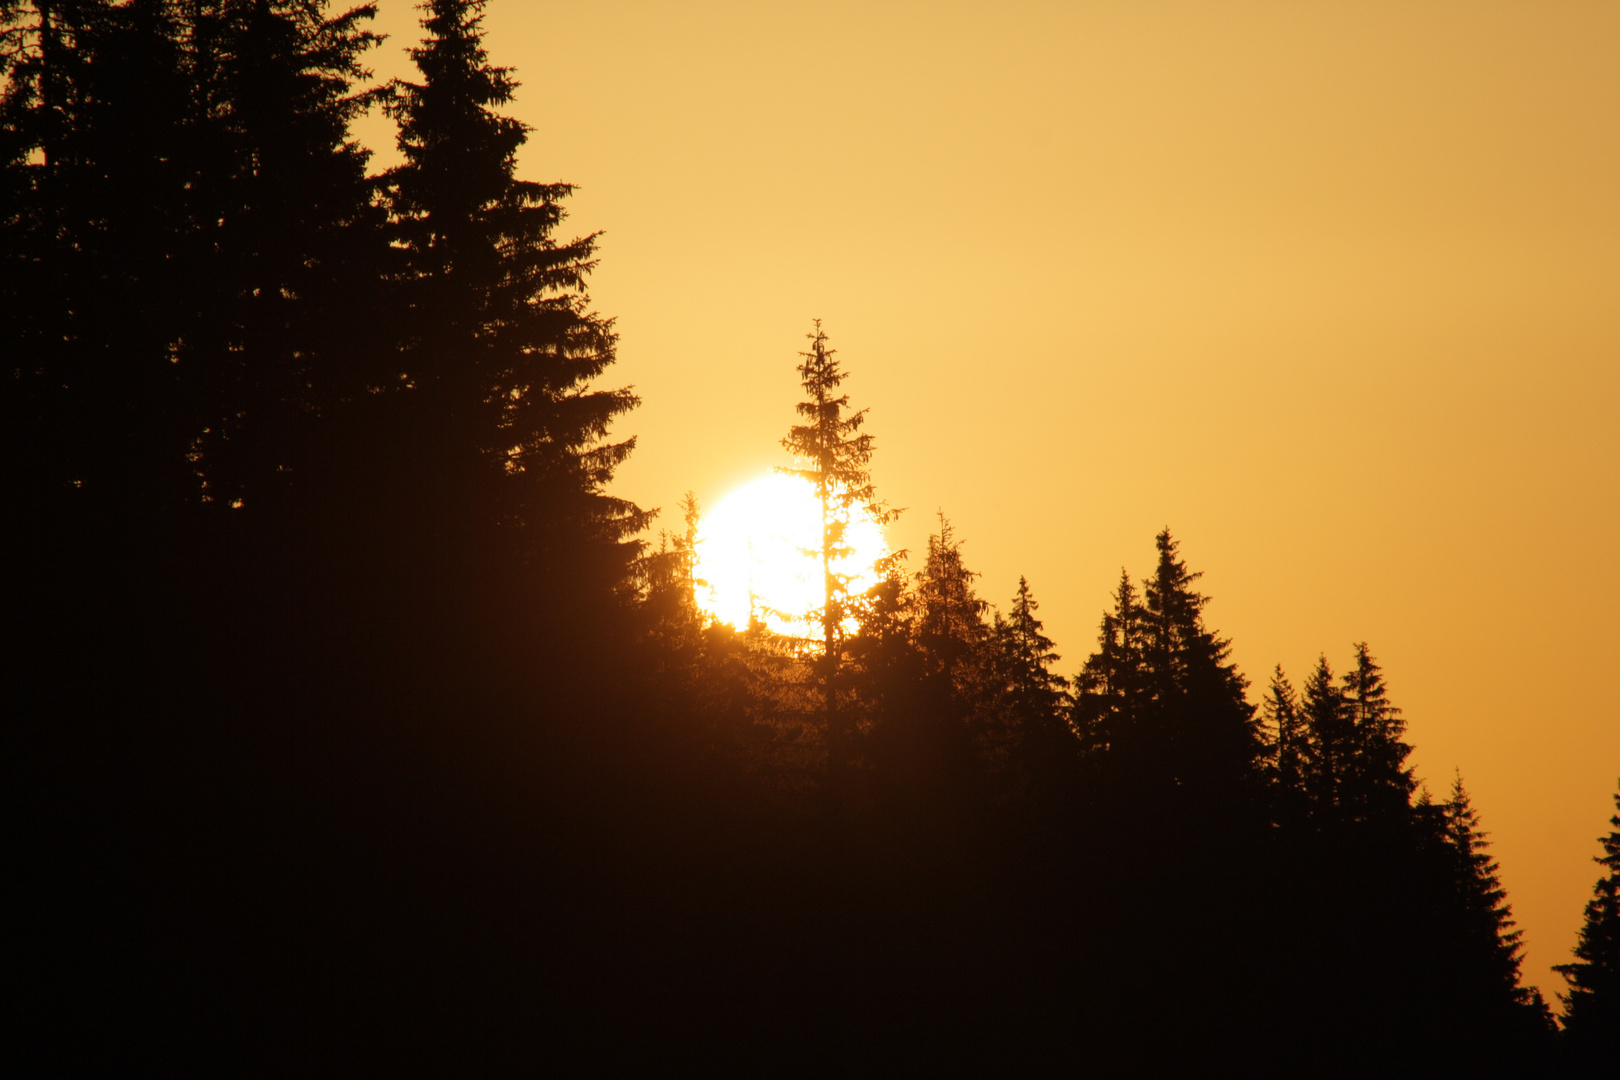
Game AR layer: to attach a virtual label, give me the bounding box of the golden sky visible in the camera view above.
[357,0,1619,997]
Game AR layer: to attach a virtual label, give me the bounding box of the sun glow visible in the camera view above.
[694,473,888,639]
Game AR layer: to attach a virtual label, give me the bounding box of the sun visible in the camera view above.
[693,473,888,639]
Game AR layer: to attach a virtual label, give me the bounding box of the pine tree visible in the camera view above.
[1299,655,1352,817]
[642,491,703,646]
[779,319,891,772]
[1,1,389,508]
[1340,643,1417,822]
[992,575,1078,801]
[912,515,988,700]
[997,576,1068,727]
[1136,529,1260,802]
[189,0,390,507]
[1438,774,1553,1045]
[1554,780,1620,1060]
[384,0,643,564]
[1072,569,1146,761]
[1262,664,1306,819]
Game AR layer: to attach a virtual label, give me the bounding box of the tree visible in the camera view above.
[384,0,644,573]
[1135,529,1260,803]
[1437,774,1554,1048]
[1072,569,1146,762]
[1261,664,1306,820]
[1340,643,1417,823]
[991,576,1078,802]
[996,576,1068,729]
[1555,780,1620,1062]
[779,319,891,773]
[1,0,389,509]
[913,515,986,689]
[1299,655,1351,816]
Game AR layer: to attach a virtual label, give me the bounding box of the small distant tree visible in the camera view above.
[1136,530,1260,803]
[1299,655,1351,816]
[1072,569,1146,760]
[779,320,892,773]
[913,515,987,693]
[991,576,1078,801]
[1555,780,1620,1061]
[1262,665,1306,822]
[1340,643,1417,822]
[996,576,1069,728]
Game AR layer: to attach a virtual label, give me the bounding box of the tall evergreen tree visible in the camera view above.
[1555,780,1620,1062]
[384,0,643,570]
[2,1,388,509]
[912,515,988,702]
[779,319,890,772]
[1437,775,1553,1045]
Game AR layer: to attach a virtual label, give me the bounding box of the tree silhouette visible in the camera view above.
[1,0,387,508]
[1555,780,1620,1065]
[384,0,644,570]
[779,319,890,774]
[1261,664,1307,823]
[1341,642,1417,823]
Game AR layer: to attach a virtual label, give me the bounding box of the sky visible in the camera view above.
[353,0,1619,997]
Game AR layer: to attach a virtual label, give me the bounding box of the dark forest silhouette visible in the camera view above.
[7,2,1617,1072]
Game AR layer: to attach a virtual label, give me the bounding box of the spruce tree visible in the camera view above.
[1072,569,1146,762]
[1136,529,1260,802]
[384,0,643,568]
[997,576,1068,727]
[1261,664,1306,821]
[1554,780,1620,1062]
[992,575,1077,801]
[1438,774,1553,1046]
[779,319,890,772]
[912,515,988,703]
[1340,643,1418,823]
[1,0,388,508]
[1299,655,1352,817]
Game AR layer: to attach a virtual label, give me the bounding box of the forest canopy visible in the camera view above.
[6,1,1615,1072]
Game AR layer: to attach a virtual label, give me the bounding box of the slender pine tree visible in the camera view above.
[779,319,890,773]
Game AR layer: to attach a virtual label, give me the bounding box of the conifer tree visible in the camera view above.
[1341,643,1417,822]
[996,576,1068,726]
[779,319,890,771]
[1136,529,1260,800]
[1555,780,1620,1060]
[1262,665,1306,818]
[1299,655,1352,816]
[1072,569,1146,760]
[992,576,1078,799]
[1,0,388,507]
[191,0,390,506]
[912,515,988,699]
[1439,774,1553,1041]
[384,0,643,562]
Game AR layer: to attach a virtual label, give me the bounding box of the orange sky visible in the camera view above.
[355,0,1619,998]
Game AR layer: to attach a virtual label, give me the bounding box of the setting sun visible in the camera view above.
[693,473,888,638]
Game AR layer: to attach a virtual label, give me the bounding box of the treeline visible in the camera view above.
[7,2,1617,1074]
